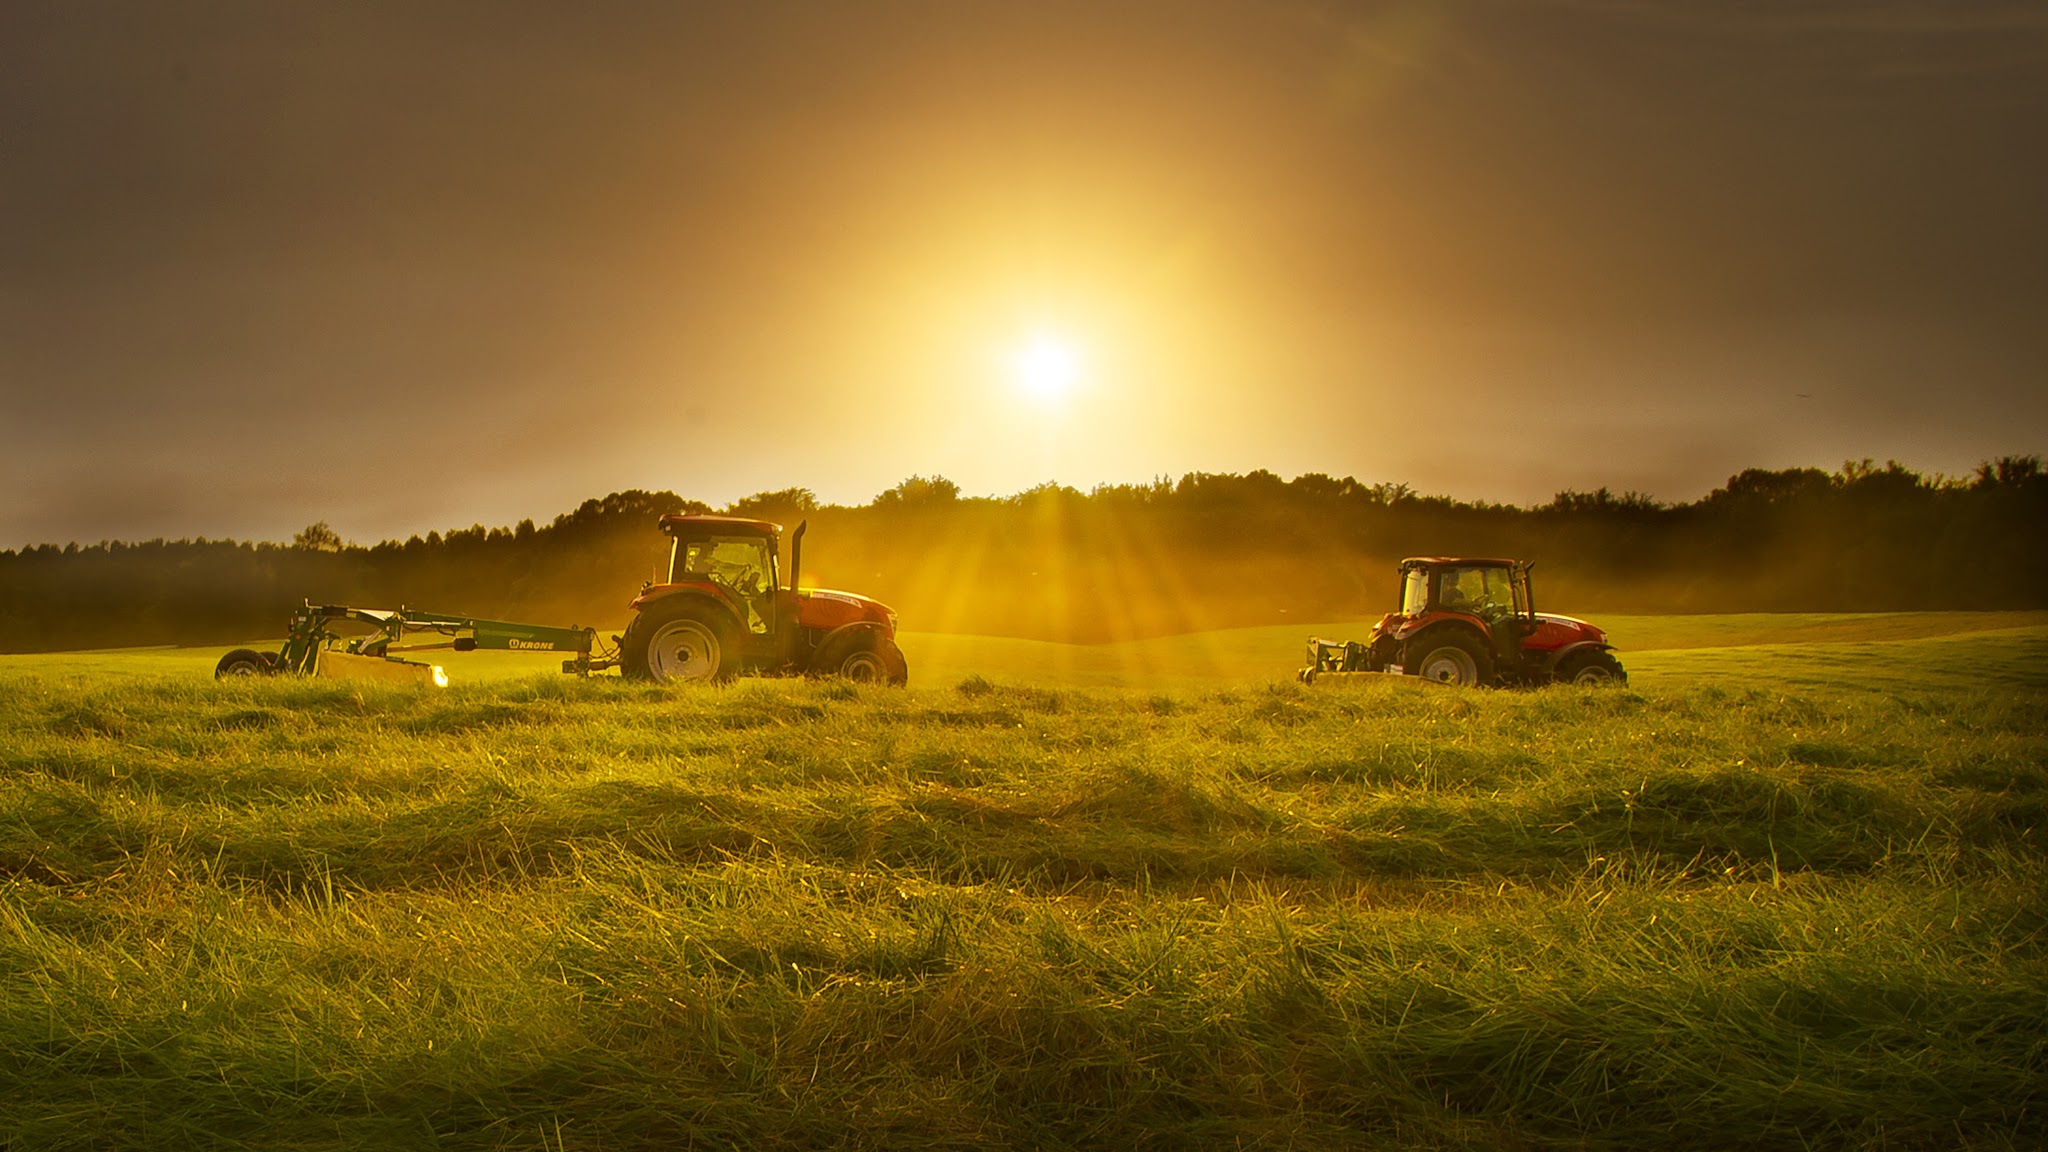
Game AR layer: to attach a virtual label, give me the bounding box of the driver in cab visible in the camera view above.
[684,541,770,633]
[1439,572,1475,612]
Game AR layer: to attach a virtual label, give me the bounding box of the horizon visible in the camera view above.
[3,454,2026,553]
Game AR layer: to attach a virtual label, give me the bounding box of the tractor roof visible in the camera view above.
[658,514,782,537]
[1400,556,1523,569]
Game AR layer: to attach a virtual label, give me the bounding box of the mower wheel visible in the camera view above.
[622,602,732,684]
[818,630,909,686]
[214,649,276,679]
[1409,635,1490,686]
[1554,650,1626,686]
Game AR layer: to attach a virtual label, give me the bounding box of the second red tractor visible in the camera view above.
[1301,557,1625,687]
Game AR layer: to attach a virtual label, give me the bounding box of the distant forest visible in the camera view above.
[3,457,2043,652]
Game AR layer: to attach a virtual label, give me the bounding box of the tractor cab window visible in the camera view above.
[1438,567,1516,620]
[678,536,775,633]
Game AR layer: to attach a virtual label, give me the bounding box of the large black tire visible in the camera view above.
[1407,633,1492,686]
[815,629,909,686]
[620,600,735,684]
[214,649,276,680]
[1554,649,1626,686]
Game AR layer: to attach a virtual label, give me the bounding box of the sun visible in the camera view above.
[1008,332,1084,403]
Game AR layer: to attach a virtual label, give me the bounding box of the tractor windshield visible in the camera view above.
[1438,566,1518,620]
[677,536,776,633]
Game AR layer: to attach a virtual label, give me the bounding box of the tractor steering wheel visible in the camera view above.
[716,571,764,600]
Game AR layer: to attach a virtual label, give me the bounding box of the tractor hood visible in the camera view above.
[1529,613,1606,646]
[796,588,898,635]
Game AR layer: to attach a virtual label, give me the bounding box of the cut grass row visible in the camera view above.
[1,622,2043,1148]
[8,610,2044,689]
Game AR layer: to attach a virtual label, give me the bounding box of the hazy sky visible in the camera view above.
[4,0,2045,546]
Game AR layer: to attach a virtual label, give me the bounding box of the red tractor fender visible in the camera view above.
[627,585,748,633]
[1397,617,1489,646]
[816,619,889,650]
[803,620,893,675]
[1390,609,1491,642]
[1539,639,1616,676]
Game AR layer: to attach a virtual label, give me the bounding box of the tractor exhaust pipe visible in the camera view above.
[788,520,807,593]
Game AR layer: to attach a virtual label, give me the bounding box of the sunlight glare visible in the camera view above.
[1008,333,1084,403]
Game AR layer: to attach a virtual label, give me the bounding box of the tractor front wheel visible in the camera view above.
[622,603,732,684]
[817,630,909,686]
[214,649,276,679]
[1554,650,1626,686]
[1409,635,1490,686]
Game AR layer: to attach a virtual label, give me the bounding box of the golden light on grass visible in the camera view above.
[8,625,2043,1148]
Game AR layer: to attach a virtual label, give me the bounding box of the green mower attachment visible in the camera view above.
[214,602,618,684]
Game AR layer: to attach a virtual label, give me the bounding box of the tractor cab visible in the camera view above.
[1402,558,1537,659]
[1392,557,1540,664]
[1403,559,1528,623]
[659,516,782,635]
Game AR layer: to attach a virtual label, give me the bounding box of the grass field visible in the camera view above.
[1,614,2043,1149]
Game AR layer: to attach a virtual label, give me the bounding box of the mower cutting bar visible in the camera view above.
[1303,638,1378,675]
[256,601,615,682]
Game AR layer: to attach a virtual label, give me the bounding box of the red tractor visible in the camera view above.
[619,514,907,685]
[1300,557,1624,687]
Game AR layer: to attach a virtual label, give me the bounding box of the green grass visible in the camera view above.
[1,617,2043,1148]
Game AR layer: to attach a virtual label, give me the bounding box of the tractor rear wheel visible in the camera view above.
[622,602,733,684]
[1410,635,1490,686]
[817,630,908,686]
[1554,650,1626,686]
[214,649,275,679]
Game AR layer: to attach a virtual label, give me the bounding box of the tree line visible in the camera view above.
[2,457,2042,652]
